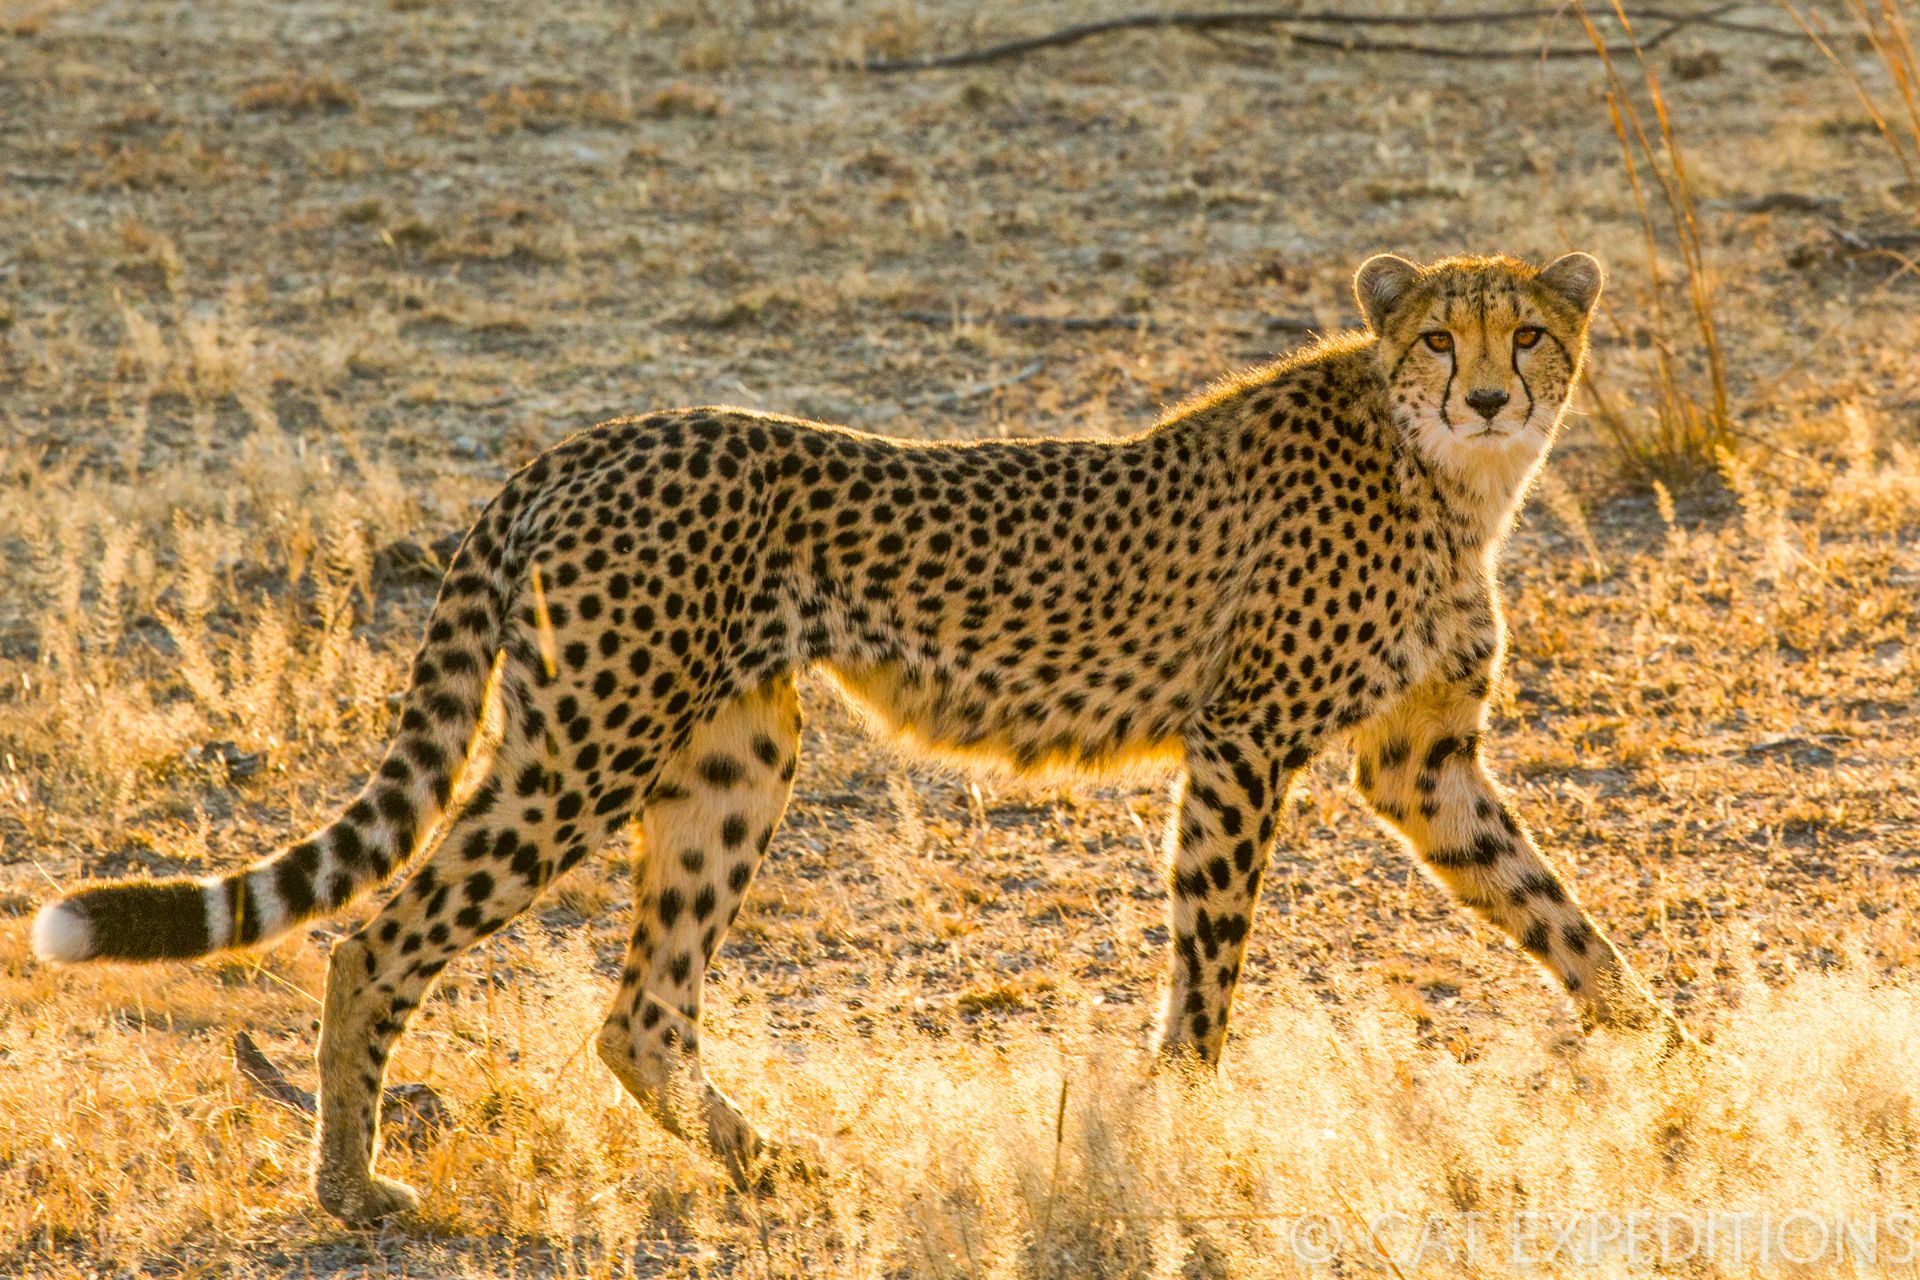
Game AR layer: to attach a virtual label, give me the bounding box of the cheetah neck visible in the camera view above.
[1396,424,1550,562]
[1443,440,1547,546]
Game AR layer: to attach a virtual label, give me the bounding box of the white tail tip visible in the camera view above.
[31,900,94,963]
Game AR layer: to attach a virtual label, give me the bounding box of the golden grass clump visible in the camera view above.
[236,72,360,116]
[481,83,635,133]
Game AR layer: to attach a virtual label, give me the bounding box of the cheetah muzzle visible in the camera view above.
[35,251,1683,1223]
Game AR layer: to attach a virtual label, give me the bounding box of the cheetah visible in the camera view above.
[34,250,1681,1223]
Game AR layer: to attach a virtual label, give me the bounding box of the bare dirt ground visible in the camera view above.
[2,2,1919,1276]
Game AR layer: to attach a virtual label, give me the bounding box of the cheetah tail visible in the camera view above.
[32,489,526,965]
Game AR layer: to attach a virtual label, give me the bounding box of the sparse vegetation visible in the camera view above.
[2,2,1918,1277]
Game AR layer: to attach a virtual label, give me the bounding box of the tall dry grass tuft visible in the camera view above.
[1784,0,1920,206]
[1574,1,1731,481]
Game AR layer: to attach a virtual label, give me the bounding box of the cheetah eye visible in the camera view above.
[1420,331,1453,354]
[1514,325,1545,350]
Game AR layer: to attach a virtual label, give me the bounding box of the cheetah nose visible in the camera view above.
[1465,388,1510,421]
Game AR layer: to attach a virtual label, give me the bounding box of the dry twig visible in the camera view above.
[849,4,1789,73]
[233,1031,453,1145]
[899,310,1319,334]
[902,359,1046,408]
[901,309,1149,332]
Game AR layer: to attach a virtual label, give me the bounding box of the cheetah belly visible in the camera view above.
[821,659,1184,780]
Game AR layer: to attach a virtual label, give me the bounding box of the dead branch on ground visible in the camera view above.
[900,310,1320,334]
[902,359,1046,408]
[848,4,1792,73]
[233,1031,452,1146]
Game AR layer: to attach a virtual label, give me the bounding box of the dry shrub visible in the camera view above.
[481,83,633,132]
[88,131,236,191]
[0,453,407,823]
[113,287,262,402]
[648,82,727,118]
[236,71,358,116]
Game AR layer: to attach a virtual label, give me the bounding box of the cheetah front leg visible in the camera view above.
[596,677,802,1187]
[1351,680,1680,1041]
[1155,726,1302,1067]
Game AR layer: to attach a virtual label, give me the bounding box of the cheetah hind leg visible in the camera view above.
[596,676,814,1187]
[314,651,652,1224]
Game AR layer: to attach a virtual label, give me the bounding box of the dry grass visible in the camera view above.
[1786,0,1920,202]
[3,1,1920,1276]
[12,931,1920,1277]
[1577,1,1732,481]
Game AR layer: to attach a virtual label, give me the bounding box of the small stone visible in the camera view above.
[199,740,266,781]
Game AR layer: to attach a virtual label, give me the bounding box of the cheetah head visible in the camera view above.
[1355,251,1602,510]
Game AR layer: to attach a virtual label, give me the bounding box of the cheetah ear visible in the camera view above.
[1353,254,1423,333]
[1537,252,1605,317]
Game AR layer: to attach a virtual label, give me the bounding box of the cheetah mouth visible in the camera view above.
[1460,416,1540,440]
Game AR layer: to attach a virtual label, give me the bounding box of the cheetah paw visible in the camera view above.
[317,1171,421,1225]
[724,1134,825,1192]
